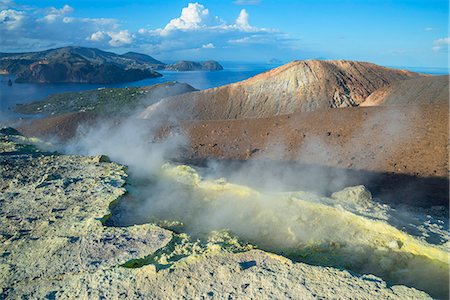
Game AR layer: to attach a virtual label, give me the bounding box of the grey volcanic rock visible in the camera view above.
[331,185,373,207]
[360,75,449,106]
[141,60,423,120]
[166,60,223,71]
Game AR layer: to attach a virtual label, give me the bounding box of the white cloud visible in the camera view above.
[41,4,73,24]
[235,9,251,31]
[432,37,449,52]
[48,4,73,15]
[424,27,433,31]
[0,3,122,51]
[434,37,449,44]
[89,31,107,42]
[202,43,215,49]
[0,9,24,29]
[129,2,289,57]
[162,2,222,35]
[107,30,133,46]
[89,30,134,46]
[228,34,278,45]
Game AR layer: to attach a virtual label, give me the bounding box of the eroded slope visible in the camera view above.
[361,75,449,106]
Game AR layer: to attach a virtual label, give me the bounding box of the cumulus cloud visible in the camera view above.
[133,3,290,58]
[49,4,73,15]
[235,9,251,31]
[88,30,134,46]
[41,5,73,23]
[432,37,449,52]
[202,43,215,49]
[162,2,221,34]
[0,8,24,30]
[107,30,133,46]
[89,31,107,42]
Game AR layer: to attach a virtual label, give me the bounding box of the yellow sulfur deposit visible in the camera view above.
[160,163,450,298]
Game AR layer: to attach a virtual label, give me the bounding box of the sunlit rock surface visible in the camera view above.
[0,132,171,298]
[156,163,449,298]
[0,132,437,299]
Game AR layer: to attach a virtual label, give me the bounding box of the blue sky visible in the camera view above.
[0,0,448,67]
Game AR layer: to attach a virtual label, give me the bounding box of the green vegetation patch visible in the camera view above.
[13,82,196,117]
[14,87,145,116]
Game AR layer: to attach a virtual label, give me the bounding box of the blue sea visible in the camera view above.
[0,62,448,119]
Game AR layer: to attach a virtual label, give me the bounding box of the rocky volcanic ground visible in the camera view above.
[184,104,447,178]
[0,131,435,299]
[16,102,449,207]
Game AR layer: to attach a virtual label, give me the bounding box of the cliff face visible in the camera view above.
[141,60,422,120]
[360,75,449,106]
[15,60,161,84]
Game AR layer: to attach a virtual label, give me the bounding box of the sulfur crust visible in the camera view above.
[161,163,449,297]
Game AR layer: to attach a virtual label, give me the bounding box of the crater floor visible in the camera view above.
[0,131,438,299]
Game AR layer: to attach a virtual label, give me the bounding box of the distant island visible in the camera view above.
[0,46,223,84]
[268,58,282,64]
[165,60,223,71]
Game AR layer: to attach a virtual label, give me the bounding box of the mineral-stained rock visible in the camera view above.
[6,249,432,300]
[0,133,171,298]
[0,132,434,299]
[331,185,373,207]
